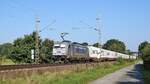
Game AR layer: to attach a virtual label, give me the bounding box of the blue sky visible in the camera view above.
[0,0,150,51]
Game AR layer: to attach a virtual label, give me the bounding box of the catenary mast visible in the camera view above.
[35,17,40,63]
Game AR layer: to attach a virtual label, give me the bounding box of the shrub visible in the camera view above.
[116,57,125,65]
[141,44,150,61]
[141,44,150,69]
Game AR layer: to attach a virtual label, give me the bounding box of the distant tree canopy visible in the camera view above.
[138,41,150,61]
[0,43,13,58]
[10,32,54,64]
[102,39,126,53]
[139,42,150,69]
[141,44,150,61]
[93,43,101,48]
[125,49,132,55]
[138,41,149,54]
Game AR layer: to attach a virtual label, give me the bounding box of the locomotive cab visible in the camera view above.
[52,41,71,62]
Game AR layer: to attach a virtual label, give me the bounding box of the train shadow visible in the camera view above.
[117,64,144,84]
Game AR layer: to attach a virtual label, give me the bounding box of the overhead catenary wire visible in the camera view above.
[39,20,56,32]
[80,20,95,29]
[77,15,103,61]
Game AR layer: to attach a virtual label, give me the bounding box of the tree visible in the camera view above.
[103,39,126,53]
[0,43,13,64]
[40,38,54,63]
[0,43,13,58]
[141,44,150,61]
[125,49,132,55]
[93,43,101,48]
[141,43,150,69]
[10,32,54,64]
[10,32,38,63]
[138,41,149,54]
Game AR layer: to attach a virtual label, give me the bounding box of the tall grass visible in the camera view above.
[1,61,136,84]
[0,58,15,65]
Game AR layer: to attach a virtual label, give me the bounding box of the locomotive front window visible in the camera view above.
[54,46,60,48]
[54,46,66,49]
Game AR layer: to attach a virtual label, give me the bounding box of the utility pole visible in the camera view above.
[77,15,103,61]
[35,17,40,64]
[34,17,55,64]
[95,15,102,62]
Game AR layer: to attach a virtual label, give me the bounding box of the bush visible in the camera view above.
[142,66,150,84]
[141,44,150,69]
[142,44,150,61]
[144,61,150,70]
[116,57,125,65]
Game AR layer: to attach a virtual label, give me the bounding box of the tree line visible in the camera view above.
[0,32,149,64]
[0,32,54,64]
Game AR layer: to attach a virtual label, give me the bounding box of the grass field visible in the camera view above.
[0,58,15,65]
[142,66,150,84]
[1,60,136,84]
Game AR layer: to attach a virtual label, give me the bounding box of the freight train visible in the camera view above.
[52,41,137,63]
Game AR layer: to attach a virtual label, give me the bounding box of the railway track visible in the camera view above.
[0,61,115,71]
[0,63,66,71]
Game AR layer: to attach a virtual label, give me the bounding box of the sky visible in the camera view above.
[0,0,150,51]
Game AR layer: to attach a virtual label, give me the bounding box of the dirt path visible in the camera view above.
[89,62,144,84]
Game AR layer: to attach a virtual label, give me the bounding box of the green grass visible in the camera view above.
[0,58,15,65]
[142,66,150,84]
[1,61,136,84]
